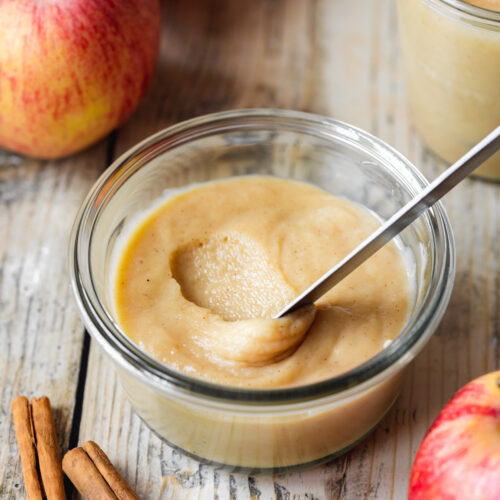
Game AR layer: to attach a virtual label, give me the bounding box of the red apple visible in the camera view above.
[0,0,160,159]
[409,371,500,500]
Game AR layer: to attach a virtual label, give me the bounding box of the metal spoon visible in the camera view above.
[275,125,500,318]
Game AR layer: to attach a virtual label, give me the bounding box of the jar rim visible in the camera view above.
[428,0,500,24]
[69,108,456,404]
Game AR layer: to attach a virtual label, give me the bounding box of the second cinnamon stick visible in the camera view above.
[63,447,118,500]
[31,396,66,500]
[83,441,139,500]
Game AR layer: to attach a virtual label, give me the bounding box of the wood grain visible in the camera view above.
[1,0,498,499]
[77,1,499,499]
[0,144,107,498]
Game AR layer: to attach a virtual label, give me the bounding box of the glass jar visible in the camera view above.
[397,0,500,181]
[69,109,455,472]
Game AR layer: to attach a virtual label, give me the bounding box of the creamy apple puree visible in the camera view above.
[465,0,499,9]
[397,0,500,180]
[114,177,409,388]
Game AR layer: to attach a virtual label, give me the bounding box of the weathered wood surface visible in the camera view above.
[1,0,498,499]
[0,146,108,497]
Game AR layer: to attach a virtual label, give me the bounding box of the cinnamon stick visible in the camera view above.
[83,441,139,500]
[30,397,66,500]
[63,447,118,500]
[11,396,65,500]
[12,394,138,500]
[11,396,43,500]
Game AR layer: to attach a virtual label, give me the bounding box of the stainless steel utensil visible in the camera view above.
[275,125,500,318]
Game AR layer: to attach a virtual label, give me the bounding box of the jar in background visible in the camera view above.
[397,0,500,181]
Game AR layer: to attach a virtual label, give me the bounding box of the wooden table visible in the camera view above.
[1,1,498,498]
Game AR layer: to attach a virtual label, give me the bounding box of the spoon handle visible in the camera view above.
[275,125,500,318]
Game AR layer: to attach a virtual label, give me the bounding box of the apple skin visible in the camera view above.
[409,371,500,500]
[0,0,160,159]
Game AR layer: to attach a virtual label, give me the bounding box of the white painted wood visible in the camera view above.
[0,146,106,498]
[78,0,500,498]
[2,0,498,498]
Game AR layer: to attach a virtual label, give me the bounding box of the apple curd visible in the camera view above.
[397,0,500,180]
[113,176,411,388]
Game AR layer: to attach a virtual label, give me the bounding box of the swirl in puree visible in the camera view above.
[114,177,410,388]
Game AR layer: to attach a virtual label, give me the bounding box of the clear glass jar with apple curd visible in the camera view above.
[397,0,500,181]
[69,109,455,472]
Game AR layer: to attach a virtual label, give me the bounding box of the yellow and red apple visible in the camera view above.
[0,0,160,159]
[409,371,500,500]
